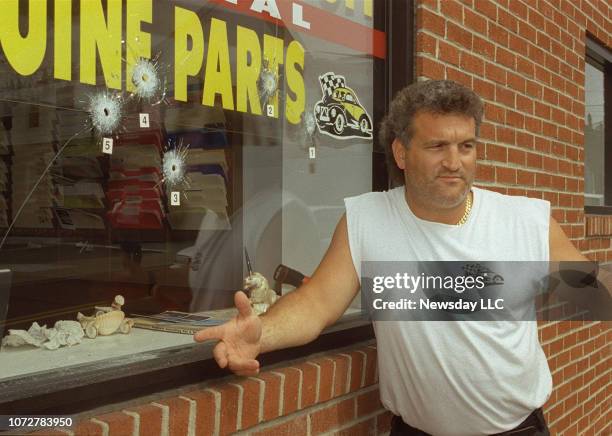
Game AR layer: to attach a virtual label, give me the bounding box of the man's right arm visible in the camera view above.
[259,214,360,353]
[194,213,361,374]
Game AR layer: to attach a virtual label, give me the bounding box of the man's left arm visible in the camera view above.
[549,217,612,313]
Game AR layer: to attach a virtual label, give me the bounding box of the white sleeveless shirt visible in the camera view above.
[344,186,552,436]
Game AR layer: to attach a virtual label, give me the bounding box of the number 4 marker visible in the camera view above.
[140,113,150,128]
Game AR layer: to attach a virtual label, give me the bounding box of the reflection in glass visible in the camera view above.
[584,62,605,206]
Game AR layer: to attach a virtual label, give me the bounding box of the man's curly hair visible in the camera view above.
[379,80,483,185]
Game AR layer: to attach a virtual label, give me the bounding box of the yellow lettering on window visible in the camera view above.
[285,40,305,125]
[174,7,204,102]
[0,0,47,76]
[126,0,153,92]
[203,18,234,110]
[54,0,72,81]
[80,0,122,89]
[364,0,373,17]
[236,26,262,115]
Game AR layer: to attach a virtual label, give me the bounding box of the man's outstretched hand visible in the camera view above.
[194,291,263,376]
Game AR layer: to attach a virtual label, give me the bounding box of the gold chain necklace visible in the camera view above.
[456,192,472,226]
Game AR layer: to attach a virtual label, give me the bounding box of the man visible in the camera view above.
[195,80,606,435]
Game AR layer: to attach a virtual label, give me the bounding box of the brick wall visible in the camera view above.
[415,0,611,434]
[30,341,393,436]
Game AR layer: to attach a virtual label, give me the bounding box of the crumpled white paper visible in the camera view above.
[1,320,85,350]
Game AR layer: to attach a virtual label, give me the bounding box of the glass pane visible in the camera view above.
[0,0,384,380]
[584,62,605,206]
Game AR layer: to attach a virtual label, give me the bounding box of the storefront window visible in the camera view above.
[0,0,389,383]
[584,39,611,209]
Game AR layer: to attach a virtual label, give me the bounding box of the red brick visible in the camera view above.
[213,384,240,435]
[182,390,217,436]
[488,22,509,47]
[508,0,527,19]
[518,21,536,41]
[525,80,542,99]
[496,47,516,69]
[441,0,463,22]
[417,8,445,37]
[447,67,472,87]
[67,421,104,436]
[517,56,534,78]
[516,94,533,114]
[473,78,495,101]
[484,102,504,123]
[154,397,191,436]
[253,372,282,421]
[463,8,487,35]
[498,8,518,33]
[497,126,515,144]
[330,354,350,398]
[123,405,163,436]
[506,110,524,128]
[357,389,383,417]
[461,52,485,76]
[251,415,307,436]
[543,87,559,106]
[296,362,318,408]
[93,412,135,436]
[506,72,525,94]
[348,350,366,392]
[376,411,393,434]
[416,32,437,56]
[274,367,301,415]
[497,167,517,184]
[416,57,445,80]
[235,378,262,430]
[363,347,378,386]
[486,143,507,162]
[525,116,542,134]
[479,122,495,141]
[475,0,497,20]
[308,358,333,402]
[508,148,525,165]
[534,101,550,119]
[509,34,529,57]
[495,86,515,108]
[439,40,461,66]
[545,53,560,74]
[310,398,355,435]
[529,45,546,67]
[472,35,495,59]
[536,31,551,51]
[333,417,376,436]
[477,163,495,182]
[447,21,472,49]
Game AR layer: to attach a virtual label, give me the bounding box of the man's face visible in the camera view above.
[392,111,477,208]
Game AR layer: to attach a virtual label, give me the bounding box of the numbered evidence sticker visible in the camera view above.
[139,113,150,128]
[102,138,113,154]
[266,104,274,117]
[170,192,181,206]
[309,146,316,159]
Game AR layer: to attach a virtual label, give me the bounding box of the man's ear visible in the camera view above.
[392,138,407,170]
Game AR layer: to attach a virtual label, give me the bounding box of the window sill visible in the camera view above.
[0,310,373,414]
[584,206,612,215]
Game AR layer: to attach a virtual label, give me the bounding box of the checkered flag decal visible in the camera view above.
[319,73,346,97]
